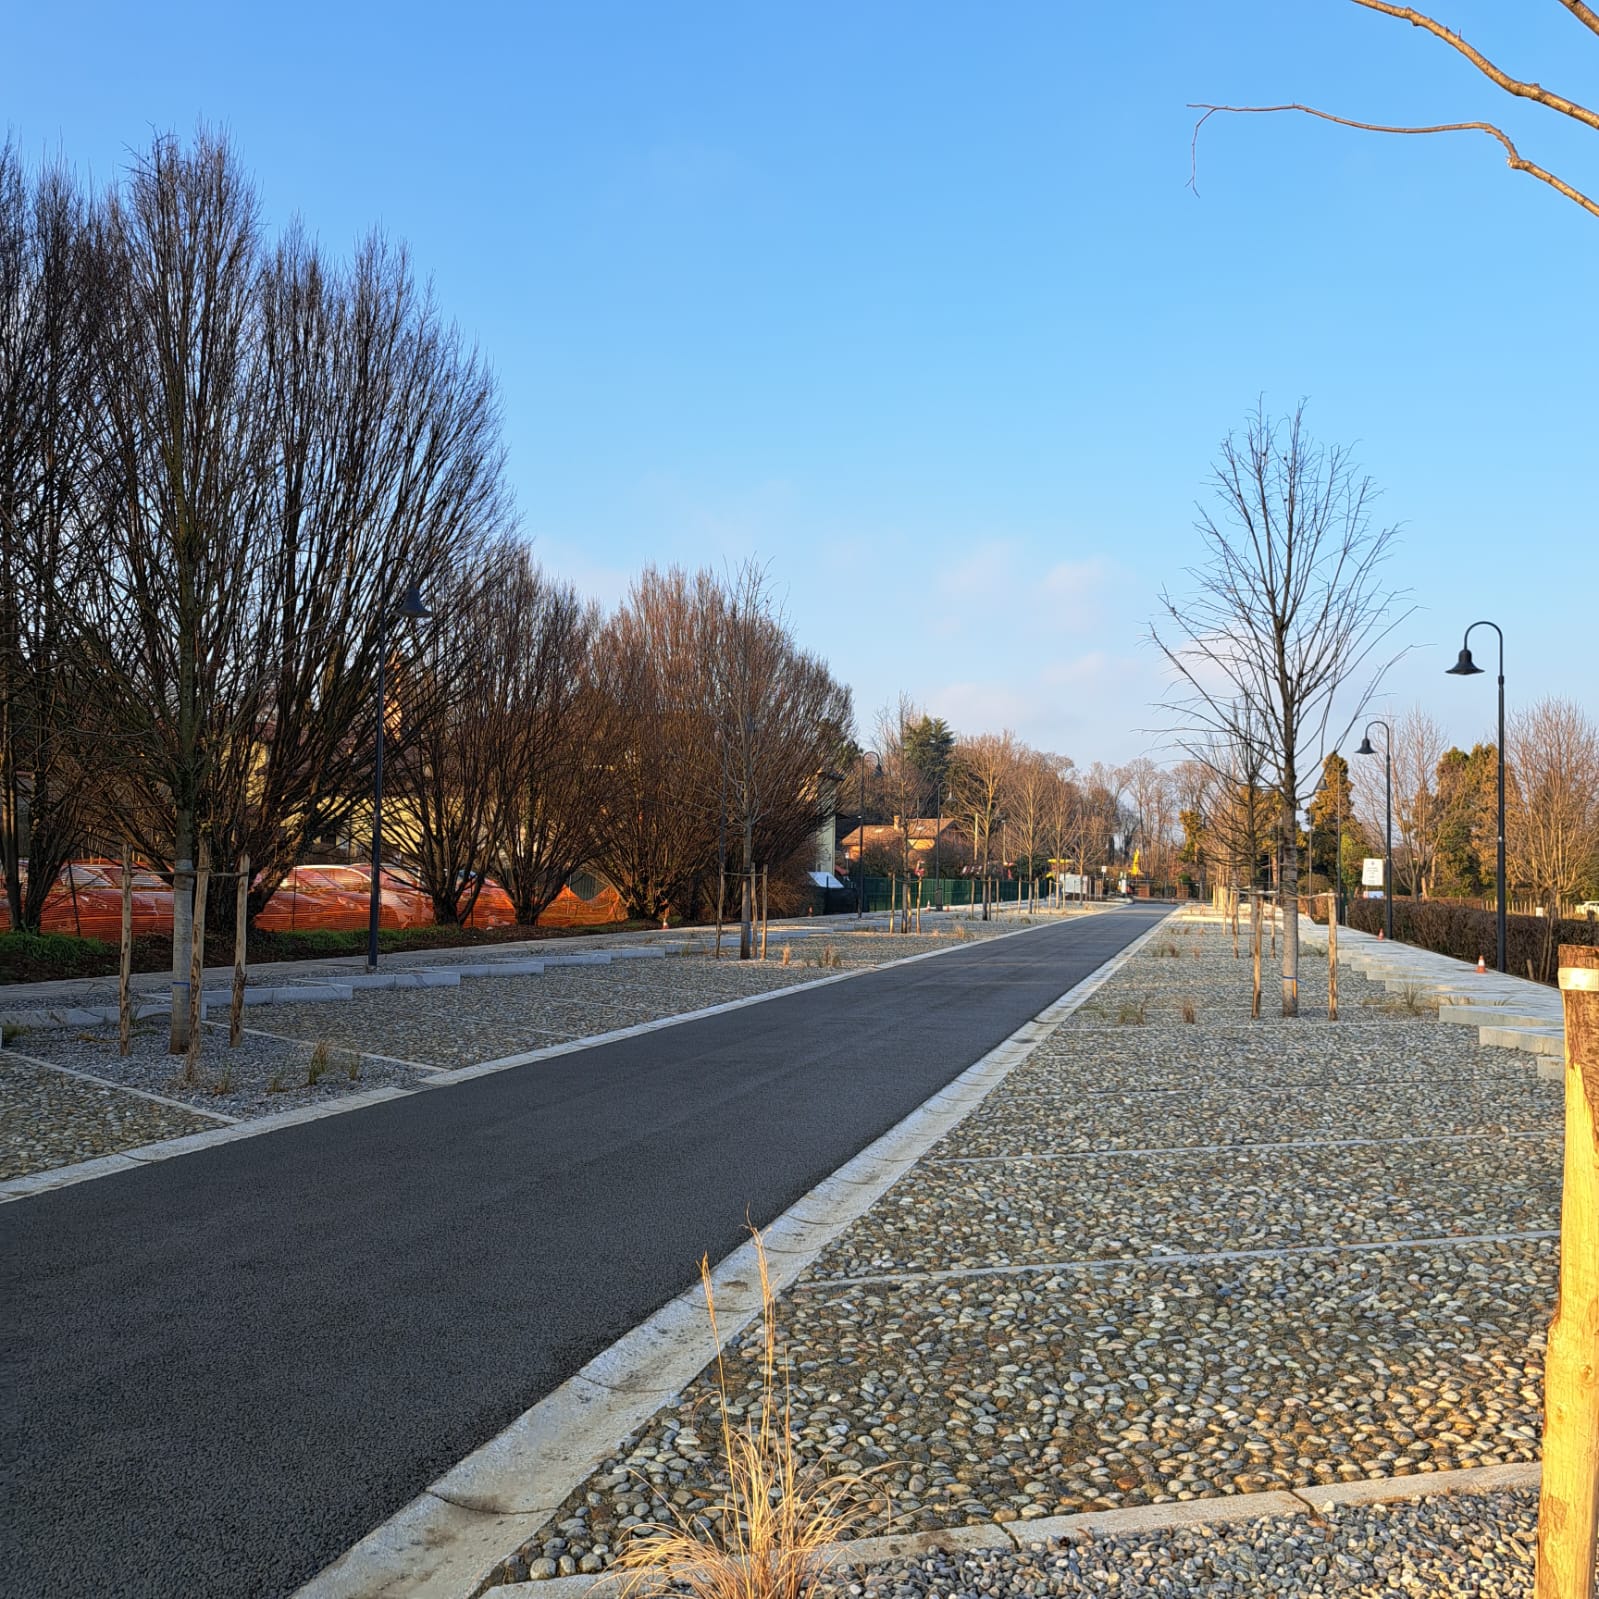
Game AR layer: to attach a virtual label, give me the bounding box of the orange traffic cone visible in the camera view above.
[1477,954,1486,974]
[1377,928,1384,940]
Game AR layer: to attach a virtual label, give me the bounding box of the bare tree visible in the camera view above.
[1191,1,1599,219]
[1507,697,1599,914]
[590,568,719,924]
[1153,403,1409,1014]
[80,132,275,1047]
[0,145,98,929]
[492,553,608,927]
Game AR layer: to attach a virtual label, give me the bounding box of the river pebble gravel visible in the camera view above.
[814,1487,1558,1597]
[495,913,1564,1586]
[0,1051,220,1177]
[2,1020,428,1121]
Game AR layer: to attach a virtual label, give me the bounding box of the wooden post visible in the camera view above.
[915,876,923,933]
[1270,892,1277,960]
[230,853,249,1046]
[1251,891,1262,1020]
[714,870,725,960]
[759,866,768,960]
[1535,944,1599,1599]
[889,874,896,932]
[186,846,210,1079]
[1326,891,1338,1023]
[1231,886,1240,959]
[119,844,133,1057]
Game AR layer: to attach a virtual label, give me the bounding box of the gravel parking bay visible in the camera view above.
[496,914,1564,1589]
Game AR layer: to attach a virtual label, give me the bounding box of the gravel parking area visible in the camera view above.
[3,1021,430,1123]
[493,913,1564,1588]
[815,1487,1546,1598]
[0,1053,220,1179]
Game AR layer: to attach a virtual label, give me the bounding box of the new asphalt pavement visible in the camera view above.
[1,905,1166,1598]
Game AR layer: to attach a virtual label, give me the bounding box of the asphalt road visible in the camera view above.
[2,906,1165,1598]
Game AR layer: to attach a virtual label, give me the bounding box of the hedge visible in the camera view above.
[1333,898,1599,986]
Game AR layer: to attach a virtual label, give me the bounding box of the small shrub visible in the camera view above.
[1181,998,1197,1024]
[344,1050,362,1082]
[267,1070,286,1094]
[1116,999,1148,1025]
[207,1068,233,1096]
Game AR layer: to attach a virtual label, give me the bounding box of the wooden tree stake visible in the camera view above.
[186,846,210,1080]
[759,865,769,960]
[1326,891,1338,1022]
[1251,891,1262,1019]
[119,844,133,1057]
[1535,944,1599,1598]
[231,854,249,1046]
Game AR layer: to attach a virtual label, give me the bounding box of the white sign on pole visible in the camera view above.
[1361,857,1385,887]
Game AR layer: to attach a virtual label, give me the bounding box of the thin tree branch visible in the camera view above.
[1188,103,1599,220]
[1559,0,1599,42]
[1347,1,1599,131]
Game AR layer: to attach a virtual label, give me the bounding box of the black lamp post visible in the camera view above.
[856,751,881,920]
[1355,719,1393,942]
[932,780,944,912]
[1446,621,1506,974]
[368,582,431,972]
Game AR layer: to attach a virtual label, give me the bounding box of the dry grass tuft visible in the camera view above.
[613,1232,888,1599]
[306,1039,331,1086]
[1116,998,1148,1025]
[1180,998,1197,1024]
[780,945,792,966]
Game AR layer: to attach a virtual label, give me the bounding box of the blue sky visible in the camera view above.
[10,1,1596,768]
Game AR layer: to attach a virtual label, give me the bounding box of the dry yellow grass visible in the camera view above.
[613,1232,887,1599]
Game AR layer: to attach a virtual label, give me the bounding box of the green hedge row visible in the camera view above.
[1340,898,1599,986]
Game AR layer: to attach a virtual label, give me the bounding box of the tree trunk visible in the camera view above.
[169,812,194,1055]
[1281,795,1300,1018]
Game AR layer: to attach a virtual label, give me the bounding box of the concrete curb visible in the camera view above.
[472,1462,1545,1598]
[291,911,1172,1599]
[0,914,1117,1202]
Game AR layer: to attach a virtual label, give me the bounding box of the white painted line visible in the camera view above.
[807,1228,1560,1288]
[291,911,1174,1599]
[0,1047,237,1122]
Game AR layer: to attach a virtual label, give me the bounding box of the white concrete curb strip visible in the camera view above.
[292,912,1172,1599]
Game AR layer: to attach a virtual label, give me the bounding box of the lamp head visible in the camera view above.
[1355,736,1376,757]
[398,583,432,621]
[1445,645,1482,677]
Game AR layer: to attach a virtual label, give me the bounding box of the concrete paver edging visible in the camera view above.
[471,1463,1546,1599]
[291,913,1173,1599]
[1,913,1114,1205]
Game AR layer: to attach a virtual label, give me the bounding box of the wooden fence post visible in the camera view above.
[231,854,249,1047]
[1326,891,1338,1023]
[1535,944,1599,1598]
[759,866,768,961]
[119,844,133,1057]
[185,845,210,1080]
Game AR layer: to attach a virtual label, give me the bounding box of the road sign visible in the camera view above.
[1362,857,1385,887]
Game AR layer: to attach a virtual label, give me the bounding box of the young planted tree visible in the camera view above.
[1153,403,1409,1015]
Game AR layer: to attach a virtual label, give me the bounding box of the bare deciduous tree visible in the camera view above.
[0,145,98,929]
[1153,403,1410,1013]
[1507,697,1599,913]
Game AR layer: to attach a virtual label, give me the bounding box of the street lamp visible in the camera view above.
[856,751,881,920]
[1446,621,1506,974]
[368,581,431,972]
[1355,720,1393,942]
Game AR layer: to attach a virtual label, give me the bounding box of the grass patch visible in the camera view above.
[1181,998,1197,1024]
[0,929,118,983]
[306,1039,332,1086]
[1116,998,1148,1025]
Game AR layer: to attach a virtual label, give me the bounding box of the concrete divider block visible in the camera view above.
[1480,1023,1564,1057]
[539,953,611,967]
